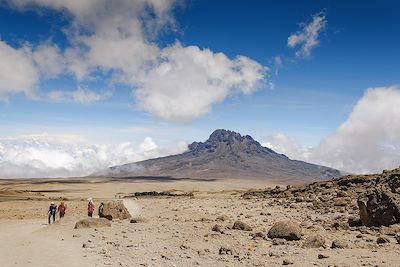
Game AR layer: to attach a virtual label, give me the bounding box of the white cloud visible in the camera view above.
[263,86,400,174]
[0,40,38,99]
[32,43,65,78]
[48,87,111,104]
[0,134,187,178]
[4,0,265,122]
[135,43,265,122]
[288,12,327,58]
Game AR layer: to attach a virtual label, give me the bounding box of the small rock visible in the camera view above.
[303,235,326,248]
[331,239,348,249]
[212,224,223,233]
[376,236,390,244]
[232,220,252,231]
[282,259,293,265]
[318,254,329,259]
[267,221,302,241]
[272,238,287,245]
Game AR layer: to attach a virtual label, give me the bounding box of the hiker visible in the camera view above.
[48,202,57,224]
[87,199,94,217]
[58,201,67,219]
[98,202,104,218]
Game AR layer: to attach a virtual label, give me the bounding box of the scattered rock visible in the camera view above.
[376,236,390,244]
[232,220,252,231]
[331,239,348,249]
[219,247,233,255]
[303,235,326,248]
[130,217,146,223]
[318,254,329,259]
[267,221,302,241]
[74,218,111,229]
[272,238,287,245]
[395,233,400,244]
[212,224,223,233]
[251,232,265,239]
[282,259,293,265]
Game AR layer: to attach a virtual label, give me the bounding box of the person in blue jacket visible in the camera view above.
[48,202,57,224]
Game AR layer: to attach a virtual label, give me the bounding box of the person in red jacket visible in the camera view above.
[58,202,67,218]
[87,200,94,217]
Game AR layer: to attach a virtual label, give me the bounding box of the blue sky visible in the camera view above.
[0,0,399,177]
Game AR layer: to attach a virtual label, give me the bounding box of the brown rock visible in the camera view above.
[267,221,302,241]
[304,235,326,248]
[212,224,223,233]
[331,239,348,249]
[358,189,400,226]
[74,218,111,229]
[232,220,252,231]
[101,200,132,220]
[376,236,390,244]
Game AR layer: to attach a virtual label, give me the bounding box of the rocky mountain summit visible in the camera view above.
[101,129,341,182]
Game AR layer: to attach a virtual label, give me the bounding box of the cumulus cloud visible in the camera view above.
[288,11,327,58]
[135,43,265,122]
[263,86,400,174]
[0,40,38,99]
[4,0,265,122]
[0,134,187,178]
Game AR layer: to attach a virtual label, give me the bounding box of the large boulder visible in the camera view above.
[74,218,111,229]
[267,221,302,240]
[357,190,400,227]
[101,200,132,220]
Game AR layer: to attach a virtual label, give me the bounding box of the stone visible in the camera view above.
[74,218,111,229]
[376,236,390,244]
[272,238,287,245]
[212,224,223,233]
[318,254,329,259]
[282,259,293,265]
[303,235,326,248]
[232,220,252,231]
[395,233,400,244]
[358,190,400,226]
[101,200,132,220]
[331,239,348,249]
[267,221,302,241]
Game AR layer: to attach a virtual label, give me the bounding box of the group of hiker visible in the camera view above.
[47,201,67,224]
[47,199,105,224]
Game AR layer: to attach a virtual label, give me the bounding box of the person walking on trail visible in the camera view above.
[48,202,57,224]
[98,202,104,218]
[58,201,67,219]
[87,199,94,217]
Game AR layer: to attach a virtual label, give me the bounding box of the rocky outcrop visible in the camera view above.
[267,221,302,240]
[74,218,111,229]
[357,190,400,226]
[244,167,400,228]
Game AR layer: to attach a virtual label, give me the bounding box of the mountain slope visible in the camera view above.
[98,129,341,183]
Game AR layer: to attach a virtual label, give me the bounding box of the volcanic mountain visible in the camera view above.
[99,129,341,183]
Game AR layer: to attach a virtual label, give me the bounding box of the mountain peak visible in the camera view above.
[188,129,281,157]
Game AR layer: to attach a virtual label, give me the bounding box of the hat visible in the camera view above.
[51,202,54,205]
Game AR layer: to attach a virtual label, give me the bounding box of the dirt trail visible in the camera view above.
[0,218,102,267]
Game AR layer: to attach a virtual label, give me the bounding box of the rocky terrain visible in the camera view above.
[1,168,400,266]
[99,129,341,183]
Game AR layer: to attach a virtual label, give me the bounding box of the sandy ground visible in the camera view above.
[0,177,399,267]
